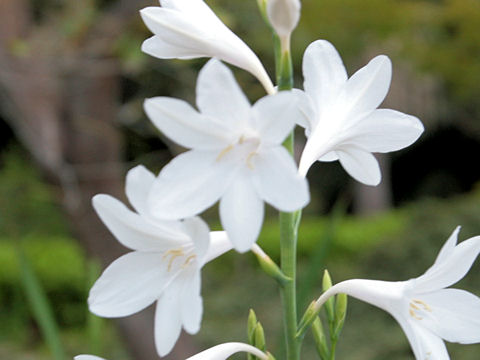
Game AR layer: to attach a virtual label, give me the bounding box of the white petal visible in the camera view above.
[337,147,381,186]
[144,97,230,149]
[183,217,210,261]
[140,7,213,54]
[319,151,339,162]
[149,150,239,220]
[154,284,183,357]
[142,36,203,59]
[342,55,392,122]
[125,165,155,215]
[203,231,233,265]
[196,59,251,130]
[346,109,424,153]
[292,89,316,129]
[414,235,480,292]
[88,252,170,317]
[92,195,188,251]
[186,342,267,360]
[395,316,449,360]
[251,91,299,145]
[418,288,480,344]
[432,226,461,266]
[303,40,347,126]
[220,176,264,253]
[252,147,310,211]
[75,356,106,360]
[180,270,203,334]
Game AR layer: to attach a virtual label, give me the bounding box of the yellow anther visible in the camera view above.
[410,303,420,310]
[182,255,197,268]
[246,152,257,170]
[216,144,234,161]
[163,249,185,271]
[239,135,245,144]
[413,299,432,312]
[409,309,423,320]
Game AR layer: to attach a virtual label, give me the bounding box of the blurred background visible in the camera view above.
[0,0,479,359]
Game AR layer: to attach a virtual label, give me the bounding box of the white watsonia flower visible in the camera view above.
[315,227,480,360]
[144,59,309,253]
[140,0,275,94]
[266,0,301,47]
[298,40,424,186]
[186,342,268,360]
[88,165,232,357]
[75,342,268,360]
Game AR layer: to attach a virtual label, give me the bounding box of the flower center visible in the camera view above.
[408,299,432,320]
[162,247,197,272]
[216,134,261,169]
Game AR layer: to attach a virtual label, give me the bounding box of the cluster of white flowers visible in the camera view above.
[78,0,480,359]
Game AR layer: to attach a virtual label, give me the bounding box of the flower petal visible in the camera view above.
[88,252,170,317]
[75,356,106,360]
[144,97,230,149]
[92,194,188,251]
[186,342,267,360]
[414,235,480,292]
[302,40,347,127]
[251,91,299,145]
[220,176,264,253]
[196,59,251,130]
[395,316,449,360]
[252,147,310,211]
[432,226,461,266]
[142,35,203,59]
[125,165,155,215]
[266,0,301,37]
[148,150,239,220]
[203,231,233,265]
[337,147,381,186]
[418,288,480,344]
[342,55,392,122]
[180,270,203,334]
[154,283,183,357]
[183,216,210,261]
[345,109,424,153]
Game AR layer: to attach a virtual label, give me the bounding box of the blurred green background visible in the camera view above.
[0,0,479,359]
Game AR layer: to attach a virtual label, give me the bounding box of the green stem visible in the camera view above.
[274,33,301,360]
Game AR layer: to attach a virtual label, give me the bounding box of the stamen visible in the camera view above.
[182,255,197,268]
[163,249,185,271]
[216,144,234,161]
[246,152,257,170]
[410,303,420,310]
[413,299,432,312]
[409,309,423,320]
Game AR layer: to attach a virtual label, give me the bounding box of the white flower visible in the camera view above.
[144,59,310,252]
[140,0,275,94]
[186,342,268,360]
[315,227,480,360]
[266,0,301,46]
[298,40,424,185]
[75,342,268,360]
[88,165,232,357]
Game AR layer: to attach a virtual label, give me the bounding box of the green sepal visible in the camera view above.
[322,270,335,324]
[312,317,330,360]
[333,293,348,339]
[254,322,266,352]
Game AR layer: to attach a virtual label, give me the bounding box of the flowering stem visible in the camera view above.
[275,34,301,360]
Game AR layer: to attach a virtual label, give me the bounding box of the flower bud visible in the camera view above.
[322,270,335,323]
[266,0,301,38]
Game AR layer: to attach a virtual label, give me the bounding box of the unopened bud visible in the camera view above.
[333,293,348,338]
[266,0,301,39]
[322,270,335,323]
[312,317,330,360]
